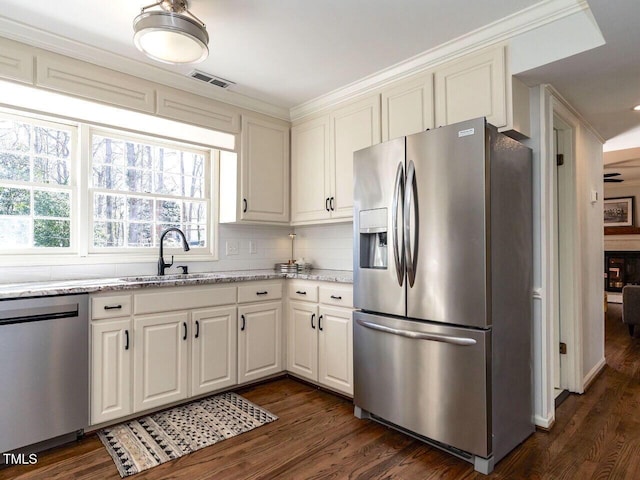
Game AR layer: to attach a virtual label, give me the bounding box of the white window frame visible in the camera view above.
[86,127,213,257]
[0,106,221,265]
[0,111,79,256]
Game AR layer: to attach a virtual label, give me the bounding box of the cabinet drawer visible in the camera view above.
[319,285,353,307]
[288,282,319,303]
[135,286,236,314]
[238,282,283,303]
[91,294,132,320]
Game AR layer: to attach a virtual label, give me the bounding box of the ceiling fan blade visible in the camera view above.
[604,172,622,177]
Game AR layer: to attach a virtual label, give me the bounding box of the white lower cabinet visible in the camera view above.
[91,318,132,424]
[191,306,237,396]
[238,301,283,383]
[133,312,189,412]
[287,282,354,396]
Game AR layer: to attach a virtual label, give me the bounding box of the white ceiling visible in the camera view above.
[0,0,639,149]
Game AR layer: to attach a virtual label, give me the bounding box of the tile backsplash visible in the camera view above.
[0,223,354,283]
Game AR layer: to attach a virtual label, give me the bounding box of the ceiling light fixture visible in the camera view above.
[133,0,209,65]
[634,105,640,111]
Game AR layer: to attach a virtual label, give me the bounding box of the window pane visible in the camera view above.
[93,164,125,190]
[34,190,70,218]
[124,142,152,168]
[94,193,125,220]
[184,224,206,247]
[157,199,180,223]
[0,217,30,247]
[33,219,70,247]
[94,222,125,247]
[127,197,153,222]
[34,157,70,185]
[183,201,206,223]
[0,119,30,152]
[156,225,182,247]
[128,223,153,247]
[33,126,71,159]
[92,136,125,166]
[155,172,183,196]
[0,153,30,181]
[126,168,152,192]
[0,187,30,215]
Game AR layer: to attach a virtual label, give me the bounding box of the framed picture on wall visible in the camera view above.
[604,197,634,227]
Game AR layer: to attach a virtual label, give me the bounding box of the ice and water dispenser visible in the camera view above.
[359,208,388,269]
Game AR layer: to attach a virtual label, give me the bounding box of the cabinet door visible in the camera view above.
[382,73,434,141]
[238,301,282,383]
[133,312,189,412]
[287,301,319,382]
[330,95,381,219]
[240,115,290,223]
[318,306,353,396]
[191,306,237,396]
[91,318,132,424]
[291,115,331,223]
[434,47,506,128]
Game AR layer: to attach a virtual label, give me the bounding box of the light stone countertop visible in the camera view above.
[0,269,353,300]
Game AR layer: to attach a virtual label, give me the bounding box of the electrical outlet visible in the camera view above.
[225,240,239,256]
[249,240,257,254]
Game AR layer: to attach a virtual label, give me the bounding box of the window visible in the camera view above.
[0,114,76,251]
[0,103,220,263]
[89,131,210,251]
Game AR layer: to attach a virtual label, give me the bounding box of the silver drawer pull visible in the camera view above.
[330,295,342,300]
[357,318,477,346]
[104,305,122,310]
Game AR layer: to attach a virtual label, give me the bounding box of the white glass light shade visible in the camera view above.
[133,11,209,64]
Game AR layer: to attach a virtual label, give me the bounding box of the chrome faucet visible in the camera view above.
[158,227,190,275]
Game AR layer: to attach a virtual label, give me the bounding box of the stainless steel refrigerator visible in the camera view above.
[353,117,533,474]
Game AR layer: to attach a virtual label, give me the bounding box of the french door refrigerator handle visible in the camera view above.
[392,162,405,286]
[356,318,477,346]
[403,160,419,287]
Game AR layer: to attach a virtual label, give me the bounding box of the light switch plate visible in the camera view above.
[226,240,239,256]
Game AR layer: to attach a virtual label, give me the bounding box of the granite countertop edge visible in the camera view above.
[0,269,353,300]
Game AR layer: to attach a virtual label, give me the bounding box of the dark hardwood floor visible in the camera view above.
[3,305,640,479]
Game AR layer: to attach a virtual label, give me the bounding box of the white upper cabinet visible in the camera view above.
[330,95,381,218]
[381,73,434,141]
[291,94,380,225]
[433,45,529,137]
[291,115,331,223]
[238,115,290,224]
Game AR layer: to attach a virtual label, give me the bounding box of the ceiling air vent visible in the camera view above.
[189,70,235,89]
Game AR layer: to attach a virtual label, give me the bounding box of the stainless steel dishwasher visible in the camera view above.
[0,294,88,455]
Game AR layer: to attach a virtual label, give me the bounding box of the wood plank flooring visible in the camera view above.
[2,305,640,479]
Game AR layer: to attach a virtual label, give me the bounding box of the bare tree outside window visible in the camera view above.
[0,116,73,249]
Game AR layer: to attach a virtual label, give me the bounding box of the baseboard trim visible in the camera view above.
[534,413,555,430]
[582,357,607,391]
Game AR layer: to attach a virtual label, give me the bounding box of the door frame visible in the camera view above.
[552,103,583,394]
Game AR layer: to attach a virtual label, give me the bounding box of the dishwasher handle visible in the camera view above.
[356,318,477,346]
[0,302,79,326]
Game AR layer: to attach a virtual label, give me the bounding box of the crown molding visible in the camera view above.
[290,0,589,121]
[0,15,291,121]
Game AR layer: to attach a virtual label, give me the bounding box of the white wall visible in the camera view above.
[293,223,353,270]
[0,222,355,283]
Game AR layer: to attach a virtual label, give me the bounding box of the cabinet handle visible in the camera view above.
[330,295,342,300]
[319,314,323,331]
[183,322,187,340]
[311,313,316,329]
[256,291,268,295]
[296,290,307,295]
[195,320,200,339]
[325,197,330,212]
[104,305,122,310]
[241,314,246,331]
[124,329,129,350]
[330,197,335,211]
[243,198,248,213]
